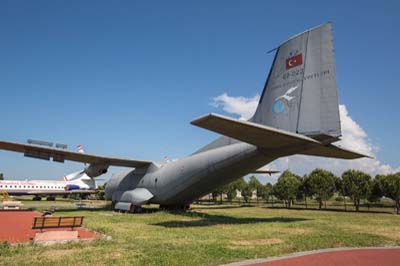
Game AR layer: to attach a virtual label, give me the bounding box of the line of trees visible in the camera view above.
[209,169,400,214]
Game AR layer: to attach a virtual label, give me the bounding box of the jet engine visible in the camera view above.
[65,184,80,191]
[84,164,108,178]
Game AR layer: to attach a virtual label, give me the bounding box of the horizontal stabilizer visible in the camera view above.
[0,140,152,168]
[298,144,372,159]
[191,113,369,160]
[191,113,320,150]
[252,170,280,175]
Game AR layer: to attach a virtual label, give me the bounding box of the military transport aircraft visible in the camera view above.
[0,23,369,212]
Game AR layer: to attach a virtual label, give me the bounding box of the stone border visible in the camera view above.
[222,246,400,266]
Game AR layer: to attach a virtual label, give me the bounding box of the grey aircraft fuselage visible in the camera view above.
[106,142,275,206]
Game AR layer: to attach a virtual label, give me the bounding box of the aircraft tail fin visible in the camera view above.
[62,170,85,181]
[251,22,341,141]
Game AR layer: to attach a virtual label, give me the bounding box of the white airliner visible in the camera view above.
[0,145,97,200]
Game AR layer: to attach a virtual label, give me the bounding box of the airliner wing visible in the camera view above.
[0,140,152,168]
[191,113,369,159]
[25,190,98,195]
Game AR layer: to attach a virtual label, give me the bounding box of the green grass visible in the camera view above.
[1,203,400,266]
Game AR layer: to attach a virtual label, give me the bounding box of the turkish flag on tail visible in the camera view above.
[286,54,303,70]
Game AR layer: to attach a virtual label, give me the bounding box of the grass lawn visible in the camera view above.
[1,203,400,266]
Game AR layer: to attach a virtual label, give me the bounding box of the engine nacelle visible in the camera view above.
[84,164,108,178]
[65,184,80,191]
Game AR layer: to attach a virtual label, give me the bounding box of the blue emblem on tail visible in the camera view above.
[273,100,284,113]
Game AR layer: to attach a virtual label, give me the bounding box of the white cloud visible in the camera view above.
[211,93,398,179]
[211,93,260,120]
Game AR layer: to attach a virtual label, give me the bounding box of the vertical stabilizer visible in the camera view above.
[251,23,341,140]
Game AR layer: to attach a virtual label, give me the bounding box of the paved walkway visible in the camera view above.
[226,247,400,266]
[0,210,100,243]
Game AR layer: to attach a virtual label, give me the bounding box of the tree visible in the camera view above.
[231,178,247,192]
[211,189,222,203]
[241,183,253,204]
[341,170,371,211]
[223,178,247,204]
[248,176,262,202]
[95,182,107,200]
[296,176,305,205]
[334,175,348,210]
[226,188,237,203]
[211,181,237,204]
[0,173,3,180]
[334,175,343,194]
[368,175,385,203]
[266,183,273,198]
[304,168,336,209]
[380,173,400,214]
[221,181,239,203]
[273,170,301,208]
[259,183,273,202]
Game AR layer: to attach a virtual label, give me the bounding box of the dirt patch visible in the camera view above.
[229,238,283,249]
[110,251,123,258]
[278,227,312,235]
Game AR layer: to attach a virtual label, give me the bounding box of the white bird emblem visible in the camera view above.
[275,85,298,102]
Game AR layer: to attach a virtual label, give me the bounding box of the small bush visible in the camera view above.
[335,196,344,202]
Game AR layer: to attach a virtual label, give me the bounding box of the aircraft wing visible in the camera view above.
[191,113,369,159]
[0,140,152,168]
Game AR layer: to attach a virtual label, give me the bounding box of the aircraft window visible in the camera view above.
[0,185,2,188]
[24,186,26,188]
[5,185,7,188]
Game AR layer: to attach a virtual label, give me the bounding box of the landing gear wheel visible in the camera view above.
[33,196,42,201]
[130,205,143,213]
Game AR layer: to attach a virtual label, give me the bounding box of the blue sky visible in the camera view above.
[0,0,399,181]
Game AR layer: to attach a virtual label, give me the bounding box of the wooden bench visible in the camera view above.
[32,216,84,232]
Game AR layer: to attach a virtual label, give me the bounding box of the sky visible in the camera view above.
[0,0,399,183]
